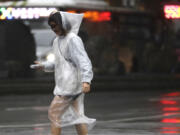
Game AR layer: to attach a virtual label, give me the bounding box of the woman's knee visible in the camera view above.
[48,104,65,121]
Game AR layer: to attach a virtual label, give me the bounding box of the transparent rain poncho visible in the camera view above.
[43,11,96,130]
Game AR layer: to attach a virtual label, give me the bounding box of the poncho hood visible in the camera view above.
[59,11,84,35]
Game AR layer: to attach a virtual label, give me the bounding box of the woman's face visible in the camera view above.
[49,21,63,36]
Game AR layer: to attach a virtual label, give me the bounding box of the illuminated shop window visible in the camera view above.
[0,7,111,22]
[0,7,56,20]
[164,5,180,19]
[68,10,111,22]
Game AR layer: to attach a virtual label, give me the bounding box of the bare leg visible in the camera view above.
[48,96,71,135]
[75,124,88,135]
[50,123,61,135]
[73,99,88,135]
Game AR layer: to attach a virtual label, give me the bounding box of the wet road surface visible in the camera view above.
[1,90,180,135]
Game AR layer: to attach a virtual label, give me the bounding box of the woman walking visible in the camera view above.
[31,11,96,135]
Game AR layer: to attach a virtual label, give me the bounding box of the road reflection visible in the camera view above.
[160,92,180,134]
[34,127,46,135]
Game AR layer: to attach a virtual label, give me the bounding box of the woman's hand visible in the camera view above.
[82,82,91,93]
[30,61,44,70]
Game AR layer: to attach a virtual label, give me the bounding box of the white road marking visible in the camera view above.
[5,106,49,111]
[0,123,50,128]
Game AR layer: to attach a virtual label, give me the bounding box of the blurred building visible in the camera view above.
[0,0,179,78]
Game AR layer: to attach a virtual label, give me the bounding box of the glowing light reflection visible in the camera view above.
[165,92,180,97]
[162,127,180,130]
[160,92,180,134]
[161,130,180,134]
[161,100,177,105]
[163,107,180,111]
[162,118,180,123]
[163,112,180,116]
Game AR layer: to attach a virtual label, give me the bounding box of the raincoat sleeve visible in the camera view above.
[41,61,55,72]
[68,36,93,83]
